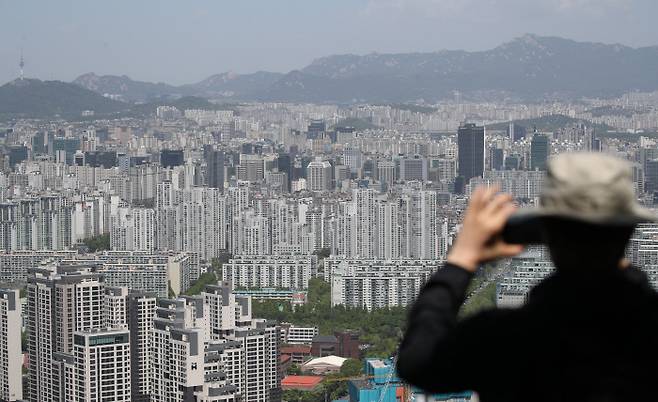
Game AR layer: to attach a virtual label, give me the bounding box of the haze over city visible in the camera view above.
[1,0,658,84]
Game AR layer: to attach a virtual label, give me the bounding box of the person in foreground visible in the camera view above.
[397,152,658,401]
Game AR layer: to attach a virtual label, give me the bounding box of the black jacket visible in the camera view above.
[397,263,658,401]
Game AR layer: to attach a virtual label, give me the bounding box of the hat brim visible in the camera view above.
[502,207,656,245]
[514,206,657,227]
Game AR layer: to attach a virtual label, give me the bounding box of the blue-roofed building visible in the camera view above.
[348,359,402,402]
[347,358,475,402]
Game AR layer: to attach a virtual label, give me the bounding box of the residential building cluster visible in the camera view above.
[1,97,658,401]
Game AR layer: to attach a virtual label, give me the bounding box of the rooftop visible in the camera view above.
[282,375,324,387]
[303,355,347,367]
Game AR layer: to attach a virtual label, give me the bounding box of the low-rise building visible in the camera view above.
[327,259,441,310]
[282,324,318,345]
[302,355,346,375]
[282,376,323,391]
[224,255,315,290]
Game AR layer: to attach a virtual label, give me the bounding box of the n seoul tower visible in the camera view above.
[19,49,25,80]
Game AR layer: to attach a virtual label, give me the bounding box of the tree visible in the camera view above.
[340,359,362,378]
[83,233,110,252]
[287,364,302,376]
[313,248,331,259]
[184,272,218,296]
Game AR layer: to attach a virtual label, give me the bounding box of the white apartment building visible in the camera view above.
[224,255,315,290]
[71,329,131,402]
[104,287,129,328]
[0,250,79,283]
[156,185,227,260]
[0,289,23,402]
[0,196,73,251]
[26,264,106,402]
[150,283,281,402]
[496,258,555,308]
[282,324,319,344]
[231,211,271,255]
[307,160,332,192]
[326,259,441,311]
[627,223,658,289]
[151,297,209,402]
[234,321,281,402]
[333,188,448,260]
[98,263,169,298]
[96,250,201,295]
[468,170,546,200]
[110,207,156,252]
[127,292,157,402]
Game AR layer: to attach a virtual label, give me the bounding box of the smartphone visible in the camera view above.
[501,213,545,245]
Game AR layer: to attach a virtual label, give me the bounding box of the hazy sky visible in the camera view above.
[1,0,656,85]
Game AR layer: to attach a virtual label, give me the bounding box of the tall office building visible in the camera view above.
[276,152,292,192]
[530,134,550,171]
[237,155,265,183]
[508,122,527,142]
[206,149,226,191]
[306,120,326,140]
[399,156,428,182]
[343,147,363,174]
[160,149,185,168]
[0,289,22,402]
[489,147,505,170]
[377,160,396,188]
[457,123,485,185]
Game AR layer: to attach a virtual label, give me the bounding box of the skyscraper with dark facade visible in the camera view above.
[8,146,28,167]
[508,122,527,142]
[206,149,225,191]
[307,120,326,140]
[490,148,504,170]
[457,123,485,184]
[160,149,184,168]
[277,153,292,192]
[531,134,550,171]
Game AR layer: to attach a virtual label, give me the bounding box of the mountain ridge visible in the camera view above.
[7,34,658,110]
[0,78,128,118]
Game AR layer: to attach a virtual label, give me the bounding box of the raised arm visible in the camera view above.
[397,186,523,392]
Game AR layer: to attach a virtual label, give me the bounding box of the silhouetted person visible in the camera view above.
[397,153,658,401]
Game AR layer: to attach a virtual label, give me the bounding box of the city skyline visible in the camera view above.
[1,0,657,85]
[2,2,658,400]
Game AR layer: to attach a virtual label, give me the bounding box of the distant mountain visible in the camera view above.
[73,73,184,102]
[182,71,284,98]
[17,34,658,108]
[74,71,284,102]
[487,114,613,132]
[0,79,128,118]
[259,34,658,102]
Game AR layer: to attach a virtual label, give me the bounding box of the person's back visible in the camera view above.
[397,153,658,401]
